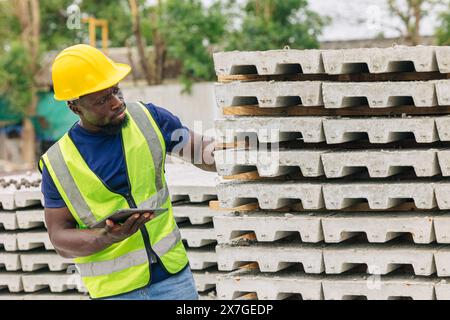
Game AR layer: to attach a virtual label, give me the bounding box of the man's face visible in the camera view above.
[69,84,128,134]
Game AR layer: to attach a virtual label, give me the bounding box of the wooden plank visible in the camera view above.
[223,171,262,181]
[218,74,337,83]
[215,139,450,151]
[214,141,249,150]
[235,292,258,300]
[222,105,450,117]
[234,232,257,242]
[277,139,450,150]
[209,200,259,212]
[217,71,450,83]
[337,71,450,82]
[238,263,259,272]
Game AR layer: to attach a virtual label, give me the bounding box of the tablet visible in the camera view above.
[91,208,166,229]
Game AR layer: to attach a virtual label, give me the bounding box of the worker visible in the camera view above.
[38,44,217,300]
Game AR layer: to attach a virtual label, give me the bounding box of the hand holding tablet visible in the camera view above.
[92,208,166,229]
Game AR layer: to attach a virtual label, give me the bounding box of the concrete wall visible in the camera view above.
[121,82,218,135]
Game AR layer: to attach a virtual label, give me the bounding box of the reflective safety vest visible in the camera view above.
[39,102,189,299]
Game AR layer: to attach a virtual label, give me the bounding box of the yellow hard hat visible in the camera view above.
[51,44,131,101]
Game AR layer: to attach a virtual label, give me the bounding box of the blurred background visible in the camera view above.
[0,0,449,172]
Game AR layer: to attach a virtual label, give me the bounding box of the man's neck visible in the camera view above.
[78,119,102,133]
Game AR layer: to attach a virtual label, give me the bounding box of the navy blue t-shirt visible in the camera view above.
[41,102,190,285]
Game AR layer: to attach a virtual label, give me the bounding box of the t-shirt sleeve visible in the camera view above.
[144,102,190,153]
[41,164,67,208]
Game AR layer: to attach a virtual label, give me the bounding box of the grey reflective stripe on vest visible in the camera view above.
[127,102,164,191]
[152,227,182,257]
[45,143,97,227]
[137,184,170,213]
[76,249,156,277]
[76,227,182,277]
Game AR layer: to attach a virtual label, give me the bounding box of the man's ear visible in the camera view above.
[68,101,81,115]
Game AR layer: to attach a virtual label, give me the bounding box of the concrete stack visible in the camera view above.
[0,164,222,300]
[0,172,88,300]
[163,162,223,300]
[212,46,450,300]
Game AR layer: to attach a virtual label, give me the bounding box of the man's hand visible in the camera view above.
[102,212,155,244]
[45,207,156,259]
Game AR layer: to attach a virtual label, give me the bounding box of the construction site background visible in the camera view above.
[1,0,450,302]
[0,0,449,173]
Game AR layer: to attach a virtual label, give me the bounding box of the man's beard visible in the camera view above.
[98,113,129,135]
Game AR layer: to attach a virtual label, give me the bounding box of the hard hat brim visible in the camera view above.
[54,62,132,101]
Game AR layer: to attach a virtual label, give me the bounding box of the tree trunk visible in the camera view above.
[411,0,422,45]
[152,30,166,84]
[151,0,166,84]
[264,0,272,21]
[128,0,153,85]
[125,38,139,85]
[15,0,40,168]
[387,0,425,45]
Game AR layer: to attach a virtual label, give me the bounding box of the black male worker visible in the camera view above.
[39,44,216,300]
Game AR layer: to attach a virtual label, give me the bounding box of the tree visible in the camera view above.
[38,0,133,51]
[17,0,41,167]
[0,0,41,168]
[81,1,133,48]
[148,0,166,85]
[387,0,443,45]
[157,0,227,91]
[128,0,154,85]
[39,0,80,51]
[226,0,328,51]
[436,3,450,45]
[0,42,34,120]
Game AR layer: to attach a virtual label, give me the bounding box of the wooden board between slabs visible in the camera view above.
[222,105,450,117]
[209,200,259,212]
[217,71,450,83]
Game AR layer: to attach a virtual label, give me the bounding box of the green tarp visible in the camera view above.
[0,92,78,141]
[36,92,78,141]
[0,97,22,123]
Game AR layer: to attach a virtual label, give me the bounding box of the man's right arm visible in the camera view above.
[45,206,154,259]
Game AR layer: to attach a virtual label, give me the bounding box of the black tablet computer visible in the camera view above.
[91,208,166,229]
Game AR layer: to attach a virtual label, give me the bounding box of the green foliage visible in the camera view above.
[39,0,134,50]
[0,0,135,119]
[158,0,227,92]
[0,2,20,42]
[0,1,41,118]
[436,6,450,45]
[80,0,134,47]
[226,0,329,51]
[39,0,80,51]
[0,0,328,99]
[0,41,34,116]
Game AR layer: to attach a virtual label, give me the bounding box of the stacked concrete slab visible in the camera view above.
[0,173,89,300]
[213,45,450,300]
[166,163,223,300]
[0,165,222,300]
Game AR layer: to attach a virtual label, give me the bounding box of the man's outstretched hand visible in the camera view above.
[102,212,154,243]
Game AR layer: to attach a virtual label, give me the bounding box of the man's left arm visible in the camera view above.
[175,129,217,172]
[142,103,217,172]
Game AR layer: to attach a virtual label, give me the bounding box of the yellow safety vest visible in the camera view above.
[39,102,189,299]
